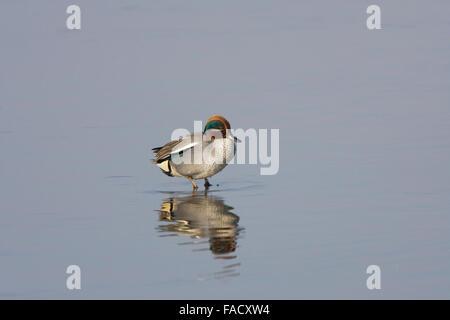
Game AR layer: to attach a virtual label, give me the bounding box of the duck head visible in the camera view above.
[203,115,231,139]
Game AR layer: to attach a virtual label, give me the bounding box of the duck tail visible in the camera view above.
[150,146,172,176]
[151,146,163,164]
[155,159,173,177]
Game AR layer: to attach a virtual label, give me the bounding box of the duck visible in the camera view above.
[152,115,238,189]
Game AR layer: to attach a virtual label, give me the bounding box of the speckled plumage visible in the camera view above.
[152,115,237,189]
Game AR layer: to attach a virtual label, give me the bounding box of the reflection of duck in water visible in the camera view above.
[157,192,243,258]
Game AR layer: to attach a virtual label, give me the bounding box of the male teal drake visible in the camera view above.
[152,115,238,189]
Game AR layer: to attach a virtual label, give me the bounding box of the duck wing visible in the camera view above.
[152,133,203,163]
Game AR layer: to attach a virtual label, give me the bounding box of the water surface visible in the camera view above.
[1,1,449,299]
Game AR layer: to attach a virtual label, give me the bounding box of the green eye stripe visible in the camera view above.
[205,120,225,131]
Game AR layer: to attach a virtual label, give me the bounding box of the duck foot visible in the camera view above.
[204,178,212,188]
[188,177,198,190]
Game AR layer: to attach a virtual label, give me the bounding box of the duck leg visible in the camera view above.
[188,177,198,190]
[204,178,212,188]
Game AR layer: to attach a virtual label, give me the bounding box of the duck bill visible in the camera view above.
[226,129,241,142]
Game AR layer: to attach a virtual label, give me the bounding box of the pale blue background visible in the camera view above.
[1,0,449,298]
